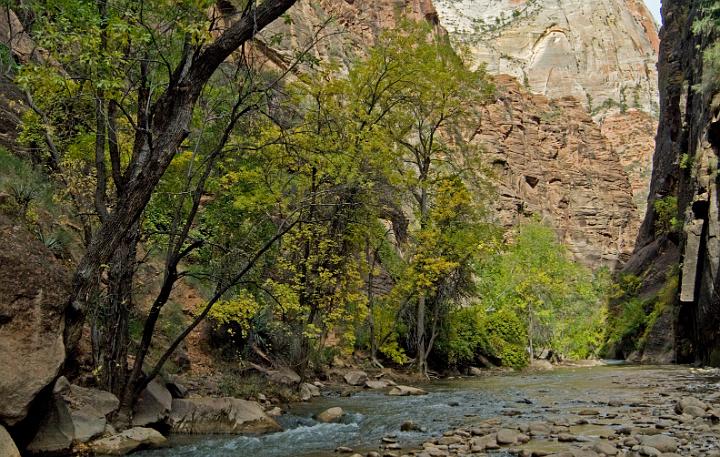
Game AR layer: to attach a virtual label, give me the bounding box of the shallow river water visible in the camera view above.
[134,364,694,457]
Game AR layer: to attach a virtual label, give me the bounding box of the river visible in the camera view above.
[134,364,706,457]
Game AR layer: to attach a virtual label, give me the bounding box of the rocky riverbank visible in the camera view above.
[321,367,720,457]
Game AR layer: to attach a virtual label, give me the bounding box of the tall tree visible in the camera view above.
[15,0,298,414]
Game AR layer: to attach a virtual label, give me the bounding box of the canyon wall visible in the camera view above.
[434,0,660,117]
[624,0,720,365]
[434,0,660,217]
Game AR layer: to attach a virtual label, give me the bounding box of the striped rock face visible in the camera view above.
[433,0,660,119]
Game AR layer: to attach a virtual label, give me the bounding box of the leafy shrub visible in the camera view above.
[653,196,681,235]
[0,147,54,219]
[481,308,529,369]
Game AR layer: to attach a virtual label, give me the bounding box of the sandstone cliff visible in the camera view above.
[433,0,660,217]
[475,75,639,267]
[434,0,660,117]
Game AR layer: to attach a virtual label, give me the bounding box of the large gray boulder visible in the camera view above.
[299,382,321,401]
[267,367,301,386]
[167,398,281,434]
[27,377,119,453]
[0,425,20,457]
[0,216,70,426]
[639,434,679,453]
[343,370,368,386]
[132,378,172,427]
[90,427,166,456]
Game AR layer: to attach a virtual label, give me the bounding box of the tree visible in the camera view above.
[14,0,298,418]
[373,23,494,375]
[475,222,608,361]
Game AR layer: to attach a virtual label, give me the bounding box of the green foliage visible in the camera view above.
[653,196,681,235]
[482,308,529,368]
[680,153,694,170]
[475,222,609,362]
[606,269,678,355]
[0,147,55,221]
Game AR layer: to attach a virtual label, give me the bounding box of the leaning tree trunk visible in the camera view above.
[62,0,299,360]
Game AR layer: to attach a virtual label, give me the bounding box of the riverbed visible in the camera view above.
[134,364,720,457]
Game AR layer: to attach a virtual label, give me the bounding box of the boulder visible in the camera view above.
[675,397,707,415]
[468,367,484,376]
[267,367,301,386]
[0,425,20,457]
[530,359,554,371]
[496,428,520,445]
[316,407,344,423]
[89,427,166,455]
[166,397,281,434]
[365,379,391,389]
[593,441,618,455]
[388,385,427,396]
[0,216,70,426]
[343,370,368,386]
[299,382,321,401]
[132,378,172,426]
[27,377,119,453]
[401,421,422,432]
[639,435,679,453]
[470,433,498,451]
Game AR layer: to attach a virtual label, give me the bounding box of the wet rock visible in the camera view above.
[497,428,520,445]
[344,370,368,386]
[365,380,391,390]
[470,433,499,451]
[638,446,662,456]
[388,386,427,396]
[89,427,166,455]
[167,397,281,434]
[317,407,345,423]
[528,421,551,435]
[682,406,705,418]
[438,435,462,445]
[300,382,321,401]
[336,446,354,453]
[0,425,20,457]
[578,409,600,416]
[638,435,678,453]
[592,441,618,455]
[133,378,172,427]
[675,397,707,414]
[401,421,422,432]
[558,433,578,442]
[266,406,282,417]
